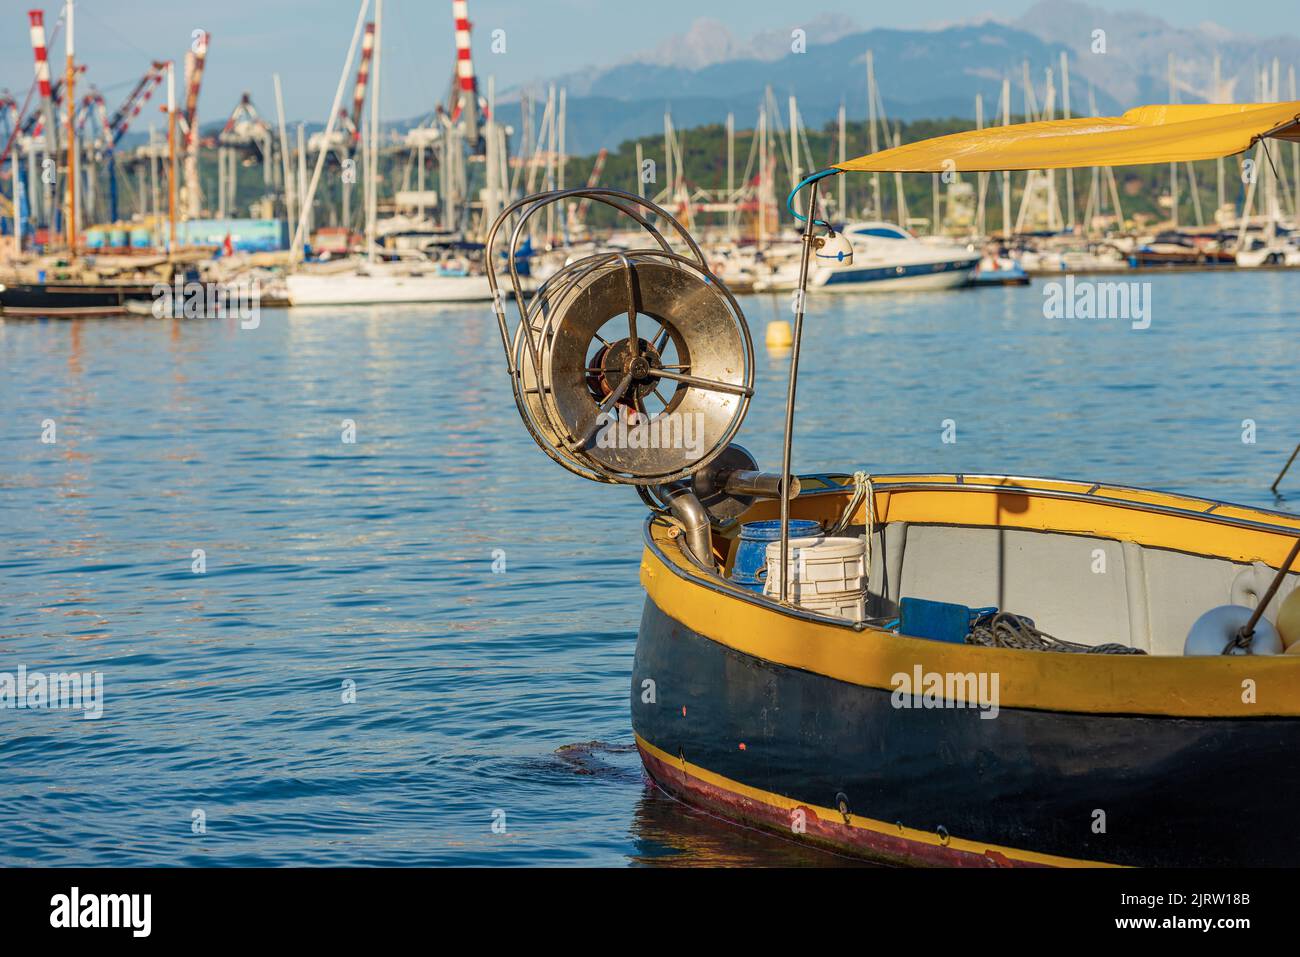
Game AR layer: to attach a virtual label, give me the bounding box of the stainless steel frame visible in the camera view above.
[482,187,755,487]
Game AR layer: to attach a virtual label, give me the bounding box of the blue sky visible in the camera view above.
[3,0,1298,128]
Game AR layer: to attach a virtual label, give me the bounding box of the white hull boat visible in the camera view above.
[286,264,503,306]
[809,222,978,292]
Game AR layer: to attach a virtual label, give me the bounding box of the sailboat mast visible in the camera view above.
[789,95,800,219]
[1292,66,1299,221]
[65,0,76,253]
[367,0,382,263]
[975,92,986,238]
[1214,53,1225,219]
[867,50,880,220]
[1001,76,1010,239]
[726,111,735,240]
[167,60,176,250]
[837,102,846,221]
[274,74,296,233]
[757,103,766,248]
[1061,51,1074,230]
[1168,53,1178,228]
[289,0,371,263]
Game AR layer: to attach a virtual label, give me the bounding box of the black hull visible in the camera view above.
[631,597,1300,867]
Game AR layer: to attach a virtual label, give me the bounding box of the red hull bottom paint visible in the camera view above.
[637,742,1042,868]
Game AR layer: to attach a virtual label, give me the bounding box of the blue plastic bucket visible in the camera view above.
[731,519,823,592]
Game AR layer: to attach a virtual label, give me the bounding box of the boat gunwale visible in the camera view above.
[804,471,1300,533]
[644,471,1300,629]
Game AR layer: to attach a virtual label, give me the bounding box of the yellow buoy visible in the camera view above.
[766,320,793,350]
[1277,589,1300,649]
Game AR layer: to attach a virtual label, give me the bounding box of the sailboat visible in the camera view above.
[484,102,1300,867]
[284,0,508,307]
[286,256,499,306]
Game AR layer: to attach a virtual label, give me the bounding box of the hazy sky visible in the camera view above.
[3,0,1298,128]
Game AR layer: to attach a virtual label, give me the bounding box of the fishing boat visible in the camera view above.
[483,101,1300,868]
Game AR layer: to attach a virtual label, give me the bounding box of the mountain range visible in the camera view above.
[500,1,1300,154]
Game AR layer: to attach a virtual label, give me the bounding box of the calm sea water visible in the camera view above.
[1,271,1297,866]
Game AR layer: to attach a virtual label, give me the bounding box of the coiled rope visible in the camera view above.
[965,612,1147,655]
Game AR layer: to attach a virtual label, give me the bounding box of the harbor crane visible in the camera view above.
[216,93,274,217]
[308,20,374,230]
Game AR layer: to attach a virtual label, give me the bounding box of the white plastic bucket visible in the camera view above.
[800,592,867,622]
[762,535,867,621]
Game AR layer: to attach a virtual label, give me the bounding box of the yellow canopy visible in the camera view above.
[835,102,1300,173]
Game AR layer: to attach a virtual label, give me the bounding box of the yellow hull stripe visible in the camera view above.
[636,733,1116,868]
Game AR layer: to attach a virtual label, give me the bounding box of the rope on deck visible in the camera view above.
[966,611,1147,655]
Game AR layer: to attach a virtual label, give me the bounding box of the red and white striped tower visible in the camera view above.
[28,9,59,156]
[450,0,479,142]
[28,11,53,102]
[347,22,375,144]
[28,9,60,240]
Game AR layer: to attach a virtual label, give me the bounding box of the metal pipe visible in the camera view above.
[779,178,821,603]
[661,483,714,571]
[721,470,800,500]
[1235,537,1300,648]
[1271,442,1300,493]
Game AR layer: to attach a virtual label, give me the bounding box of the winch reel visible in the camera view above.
[486,189,755,487]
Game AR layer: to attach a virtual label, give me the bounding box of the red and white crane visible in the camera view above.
[180,30,208,217]
[348,21,375,145]
[108,61,166,147]
[216,91,274,215]
[571,148,608,232]
[181,30,208,149]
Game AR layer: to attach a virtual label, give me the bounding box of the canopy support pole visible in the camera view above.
[779,178,821,603]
